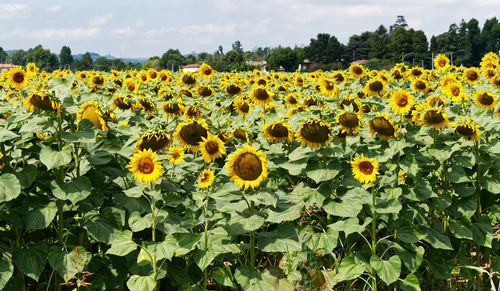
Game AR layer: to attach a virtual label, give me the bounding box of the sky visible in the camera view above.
[1,0,499,59]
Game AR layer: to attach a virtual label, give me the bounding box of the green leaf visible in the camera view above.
[48,246,90,282]
[0,254,14,290]
[472,216,492,247]
[23,201,58,231]
[106,230,137,256]
[306,161,341,183]
[173,233,202,257]
[17,164,37,189]
[322,256,365,287]
[424,222,453,250]
[123,185,146,198]
[87,150,113,166]
[445,165,469,183]
[40,145,72,170]
[279,158,307,176]
[481,177,500,194]
[328,217,371,236]
[213,266,235,287]
[307,229,338,255]
[399,273,421,291]
[147,240,176,261]
[0,129,17,142]
[136,247,151,267]
[265,200,302,223]
[50,176,92,205]
[84,217,121,243]
[449,220,473,240]
[395,219,425,244]
[234,266,273,290]
[256,223,301,252]
[12,242,48,281]
[192,249,218,271]
[128,212,152,232]
[224,214,265,235]
[324,199,363,218]
[126,274,156,291]
[370,255,401,285]
[0,173,21,202]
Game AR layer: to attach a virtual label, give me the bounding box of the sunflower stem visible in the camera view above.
[473,140,483,290]
[203,188,210,291]
[371,186,378,291]
[149,182,159,291]
[249,200,256,270]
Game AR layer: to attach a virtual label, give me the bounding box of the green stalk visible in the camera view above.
[149,182,158,291]
[473,141,483,290]
[203,189,210,291]
[249,200,256,270]
[371,187,378,291]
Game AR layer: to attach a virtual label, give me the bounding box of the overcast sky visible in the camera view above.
[1,0,499,58]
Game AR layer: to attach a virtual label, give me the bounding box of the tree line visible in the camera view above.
[1,16,499,72]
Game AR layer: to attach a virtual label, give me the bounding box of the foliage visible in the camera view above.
[59,46,73,67]
[266,46,301,71]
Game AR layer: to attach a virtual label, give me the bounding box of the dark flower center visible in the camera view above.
[234,153,263,181]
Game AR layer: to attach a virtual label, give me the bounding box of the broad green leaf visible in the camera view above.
[213,266,235,287]
[256,223,300,252]
[234,266,273,291]
[307,229,338,255]
[424,222,453,250]
[12,242,48,281]
[445,165,469,183]
[84,217,121,243]
[106,230,137,256]
[265,200,302,223]
[471,216,492,247]
[128,212,152,232]
[306,161,341,183]
[395,219,425,244]
[147,240,176,261]
[17,164,37,189]
[224,214,265,235]
[173,233,202,257]
[0,254,14,290]
[324,199,363,218]
[394,244,424,273]
[137,247,152,267]
[481,177,500,194]
[370,255,401,285]
[192,249,218,271]
[123,185,146,198]
[322,256,365,287]
[126,274,156,291]
[449,220,473,240]
[48,246,89,282]
[50,176,92,205]
[0,173,21,202]
[328,217,371,236]
[279,158,307,175]
[0,129,17,142]
[23,201,58,231]
[87,150,113,166]
[40,145,72,170]
[399,273,421,291]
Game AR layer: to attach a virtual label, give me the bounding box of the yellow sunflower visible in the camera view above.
[112,95,135,111]
[249,86,274,106]
[147,68,159,81]
[5,67,27,90]
[426,95,447,108]
[337,111,362,134]
[452,119,480,141]
[123,78,139,93]
[88,74,106,89]
[167,146,185,164]
[174,119,209,151]
[225,145,267,190]
[196,84,215,97]
[129,149,163,183]
[184,105,203,119]
[162,101,185,118]
[262,120,293,143]
[338,96,362,113]
[136,132,172,152]
[198,169,215,188]
[349,63,365,78]
[137,70,149,84]
[444,82,465,102]
[368,113,398,139]
[284,93,300,107]
[411,79,429,94]
[225,83,243,96]
[233,98,253,116]
[473,89,497,110]
[365,78,385,96]
[180,72,198,86]
[198,63,215,78]
[199,135,226,163]
[318,77,338,96]
[296,119,331,148]
[463,67,481,84]
[420,107,449,129]
[24,91,60,113]
[351,154,380,185]
[389,89,415,114]
[26,62,38,76]
[434,54,450,72]
[76,100,108,131]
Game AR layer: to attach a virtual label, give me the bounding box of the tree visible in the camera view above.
[388,26,413,62]
[93,57,112,71]
[412,30,428,63]
[222,50,245,71]
[142,57,161,70]
[232,41,243,54]
[59,46,73,68]
[467,18,483,66]
[345,31,373,62]
[455,20,471,65]
[74,52,94,70]
[266,46,300,71]
[184,54,196,64]
[7,50,27,66]
[304,33,345,64]
[0,47,6,63]
[390,15,408,33]
[159,49,185,71]
[482,17,500,54]
[369,25,390,59]
[26,45,59,71]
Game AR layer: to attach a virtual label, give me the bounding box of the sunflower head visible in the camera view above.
[426,95,447,108]
[420,107,449,129]
[389,89,415,114]
[112,95,135,111]
[434,54,450,72]
[337,111,362,134]
[123,78,139,93]
[88,74,106,89]
[24,91,60,113]
[167,146,185,164]
[225,84,243,96]
[250,86,274,105]
[200,135,226,163]
[180,72,197,86]
[196,84,215,97]
[199,63,215,78]
[136,132,172,152]
[412,79,429,93]
[351,154,380,185]
[262,120,293,143]
[463,67,480,84]
[452,119,480,141]
[473,89,497,110]
[349,63,365,78]
[174,119,209,151]
[5,67,27,90]
[318,77,338,96]
[369,113,398,139]
[76,100,108,131]
[225,145,267,190]
[198,169,215,188]
[365,78,385,96]
[233,98,252,116]
[296,119,331,148]
[162,101,184,118]
[284,93,300,106]
[129,149,163,183]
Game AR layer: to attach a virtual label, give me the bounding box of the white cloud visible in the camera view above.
[0,27,100,40]
[135,20,144,27]
[89,13,112,26]
[0,3,30,19]
[46,4,62,12]
[112,26,134,36]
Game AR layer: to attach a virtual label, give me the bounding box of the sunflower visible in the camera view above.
[174,119,209,151]
[296,119,331,148]
[287,105,309,117]
[196,84,214,97]
[338,96,362,113]
[233,98,252,115]
[158,70,172,83]
[332,71,347,83]
[351,154,380,184]
[231,128,250,143]
[136,132,172,152]
[434,54,450,72]
[76,71,89,81]
[123,78,139,93]
[294,76,305,87]
[473,89,497,110]
[112,95,135,111]
[390,68,404,81]
[443,82,465,102]
[452,119,480,141]
[26,62,38,76]
[76,100,108,131]
[490,76,500,90]
[349,63,365,78]
[88,74,106,89]
[262,120,293,143]
[225,145,267,190]
[198,169,215,188]
[162,101,184,118]
[365,78,385,96]
[184,105,203,119]
[318,77,338,96]
[198,63,215,78]
[137,97,156,112]
[24,91,60,113]
[180,72,197,86]
[369,113,398,139]
[463,67,481,84]
[167,146,185,164]
[225,83,243,96]
[249,86,274,106]
[408,67,423,79]
[420,107,449,129]
[411,79,429,93]
[147,68,159,81]
[426,95,447,108]
[337,111,362,134]
[129,149,163,183]
[199,135,226,163]
[5,67,27,90]
[389,89,415,114]
[284,93,300,107]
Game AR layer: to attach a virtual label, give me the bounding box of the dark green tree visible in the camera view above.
[160,49,185,70]
[388,26,413,62]
[455,20,471,65]
[266,46,300,71]
[26,45,59,71]
[7,50,27,66]
[232,41,243,54]
[185,54,196,64]
[222,50,245,71]
[93,57,112,71]
[412,30,429,64]
[345,31,373,62]
[304,33,344,64]
[467,18,483,66]
[482,17,500,54]
[74,52,94,70]
[0,47,7,63]
[369,25,391,59]
[59,46,73,67]
[390,15,408,33]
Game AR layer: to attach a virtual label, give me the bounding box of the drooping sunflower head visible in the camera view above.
[262,120,293,143]
[180,72,198,86]
[198,169,215,188]
[296,119,331,148]
[463,67,481,84]
[225,145,267,190]
[231,128,250,144]
[331,71,347,83]
[389,89,415,114]
[351,154,380,185]
[249,86,274,106]
[198,63,215,78]
[233,98,252,116]
[225,83,243,96]
[369,113,398,139]
[200,135,226,163]
[337,111,362,134]
[174,119,209,151]
[88,74,106,89]
[162,101,184,118]
[112,95,135,111]
[5,67,27,90]
[24,91,60,113]
[473,89,497,110]
[129,148,163,183]
[184,105,203,119]
[420,107,449,130]
[434,54,450,72]
[195,84,215,97]
[294,75,305,87]
[349,63,365,78]
[411,79,429,93]
[451,118,480,141]
[338,96,362,113]
[365,78,385,96]
[76,100,108,131]
[167,146,185,164]
[136,132,172,152]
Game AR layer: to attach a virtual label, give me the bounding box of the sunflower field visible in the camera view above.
[0,53,499,291]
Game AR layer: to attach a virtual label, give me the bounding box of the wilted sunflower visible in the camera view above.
[233,98,252,115]
[5,67,27,90]
[420,107,449,129]
[365,78,385,96]
[225,145,267,190]
[473,89,497,110]
[198,169,215,188]
[369,113,398,139]
[198,63,215,78]
[231,128,250,143]
[463,67,481,84]
[249,86,274,105]
[184,105,203,119]
[180,72,197,86]
[24,91,60,113]
[167,146,185,164]
[426,95,447,108]
[389,89,415,114]
[136,132,172,152]
[351,154,380,184]
[179,88,193,97]
[338,96,362,113]
[129,148,163,183]
[349,63,365,78]
[262,120,293,143]
[296,119,331,148]
[200,135,226,162]
[137,97,156,112]
[225,83,243,96]
[76,100,108,131]
[174,119,209,151]
[195,84,214,97]
[123,78,139,93]
[162,101,184,118]
[434,54,450,72]
[337,111,362,134]
[112,95,135,111]
[452,119,480,141]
